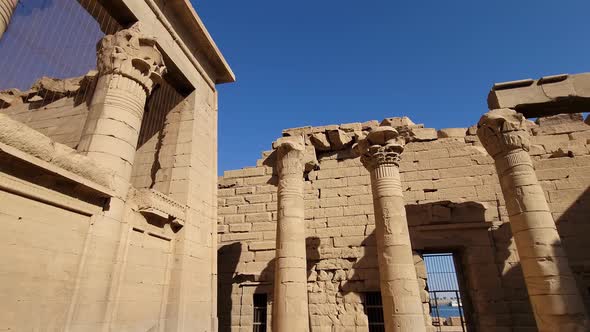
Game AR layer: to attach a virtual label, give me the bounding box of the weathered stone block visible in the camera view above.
[237,203,266,214]
[230,223,252,233]
[437,128,467,138]
[333,236,367,248]
[248,241,275,251]
[380,116,415,127]
[223,167,266,179]
[243,194,273,203]
[327,129,353,150]
[310,133,332,151]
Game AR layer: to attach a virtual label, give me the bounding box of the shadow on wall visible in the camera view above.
[492,185,590,326]
[555,186,590,315]
[491,223,536,328]
[217,195,590,331]
[404,200,511,331]
[137,80,185,149]
[217,242,243,332]
[217,242,277,332]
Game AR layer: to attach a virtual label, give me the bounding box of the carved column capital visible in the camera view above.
[356,126,405,170]
[273,135,305,175]
[477,108,530,158]
[96,24,166,94]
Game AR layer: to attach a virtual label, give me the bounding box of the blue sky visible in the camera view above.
[205,2,586,173]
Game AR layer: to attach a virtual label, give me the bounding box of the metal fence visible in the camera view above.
[0,0,120,92]
[252,293,268,332]
[364,292,385,332]
[424,253,468,332]
[0,1,184,157]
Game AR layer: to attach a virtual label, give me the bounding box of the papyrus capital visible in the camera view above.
[273,135,305,176]
[477,108,530,158]
[356,126,405,169]
[96,23,166,94]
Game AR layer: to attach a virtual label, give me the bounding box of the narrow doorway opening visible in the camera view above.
[423,253,468,332]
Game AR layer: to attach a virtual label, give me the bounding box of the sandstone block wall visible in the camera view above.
[0,82,220,331]
[0,0,233,330]
[0,74,97,148]
[217,114,590,332]
[0,189,92,331]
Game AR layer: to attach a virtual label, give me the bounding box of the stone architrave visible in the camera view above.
[0,0,17,40]
[357,126,426,332]
[78,23,165,196]
[477,108,589,332]
[272,135,310,332]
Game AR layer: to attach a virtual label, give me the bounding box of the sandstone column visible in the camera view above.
[78,24,165,195]
[357,126,426,332]
[272,135,310,332]
[66,25,165,329]
[477,108,589,332]
[0,0,17,40]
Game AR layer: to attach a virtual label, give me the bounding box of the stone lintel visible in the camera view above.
[151,0,235,83]
[487,72,590,118]
[130,188,188,226]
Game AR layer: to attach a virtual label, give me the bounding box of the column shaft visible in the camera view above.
[358,126,426,332]
[478,109,588,332]
[371,165,425,332]
[273,136,310,332]
[0,0,17,40]
[78,73,146,196]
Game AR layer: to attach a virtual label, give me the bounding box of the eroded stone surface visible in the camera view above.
[0,2,228,332]
[478,109,589,332]
[357,126,427,332]
[488,73,590,117]
[0,113,113,188]
[273,135,310,332]
[219,107,590,331]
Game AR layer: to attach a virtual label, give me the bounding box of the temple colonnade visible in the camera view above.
[271,112,589,331]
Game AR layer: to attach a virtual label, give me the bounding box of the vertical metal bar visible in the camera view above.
[433,291,440,332]
[456,290,466,332]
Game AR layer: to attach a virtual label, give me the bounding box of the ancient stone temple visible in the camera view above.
[0,1,590,332]
[217,75,590,331]
[0,0,233,331]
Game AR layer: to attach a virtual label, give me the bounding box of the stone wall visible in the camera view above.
[0,189,92,331]
[131,81,186,190]
[0,74,96,148]
[217,114,590,332]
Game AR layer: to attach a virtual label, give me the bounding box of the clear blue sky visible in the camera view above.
[193,1,590,174]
